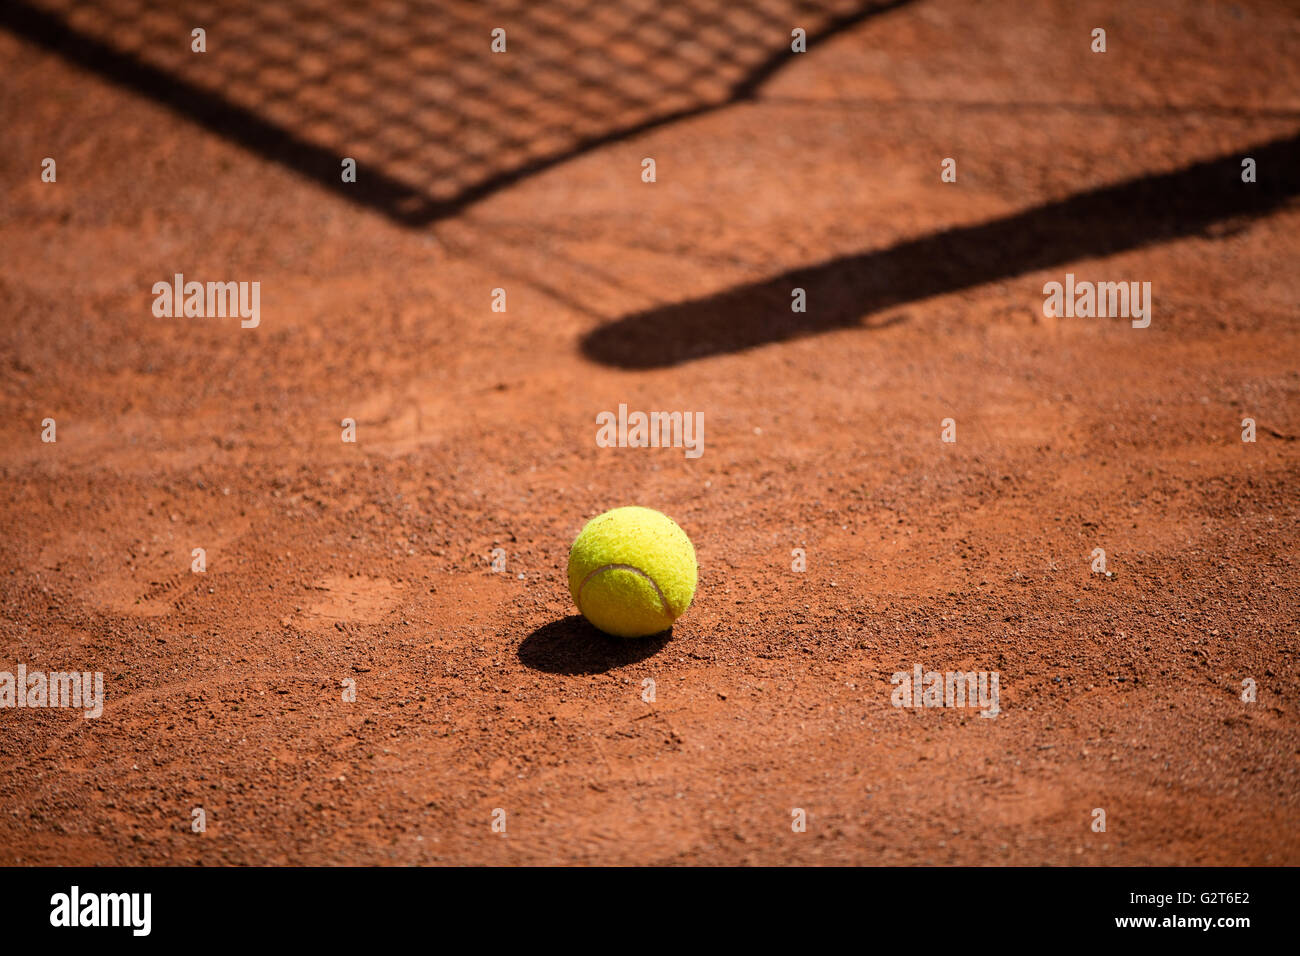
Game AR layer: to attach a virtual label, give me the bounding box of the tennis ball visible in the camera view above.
[568,506,697,638]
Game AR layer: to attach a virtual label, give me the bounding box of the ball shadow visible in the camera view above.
[518,615,672,675]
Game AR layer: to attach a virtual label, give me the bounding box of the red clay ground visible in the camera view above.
[1,0,1298,865]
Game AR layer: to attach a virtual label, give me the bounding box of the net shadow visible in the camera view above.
[2,0,911,226]
[581,131,1300,368]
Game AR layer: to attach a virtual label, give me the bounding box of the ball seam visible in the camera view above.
[575,563,673,620]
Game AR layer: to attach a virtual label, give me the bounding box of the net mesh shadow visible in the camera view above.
[7,0,905,224]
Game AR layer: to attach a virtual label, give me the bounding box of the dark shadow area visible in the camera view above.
[518,615,671,675]
[582,131,1300,368]
[1,0,910,226]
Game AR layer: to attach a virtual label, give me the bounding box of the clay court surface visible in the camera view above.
[1,0,1298,865]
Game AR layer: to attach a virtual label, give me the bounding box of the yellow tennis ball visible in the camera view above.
[568,506,698,638]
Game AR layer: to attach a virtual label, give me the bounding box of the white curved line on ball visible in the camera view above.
[577,563,671,618]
